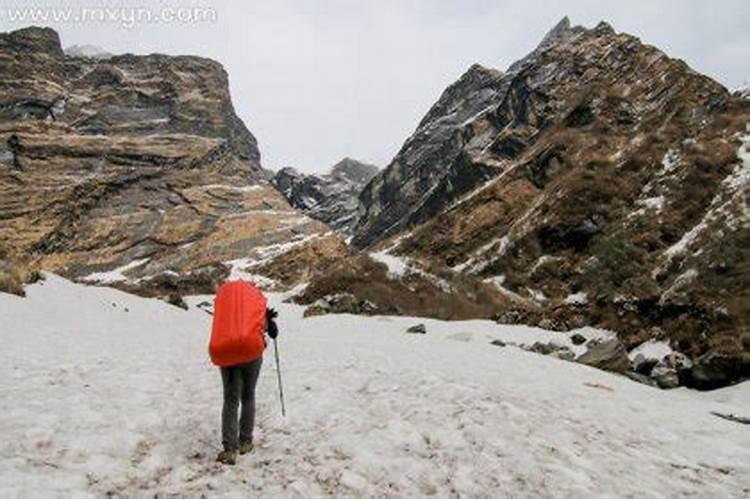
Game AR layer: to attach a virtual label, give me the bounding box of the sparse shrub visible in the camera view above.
[0,250,40,296]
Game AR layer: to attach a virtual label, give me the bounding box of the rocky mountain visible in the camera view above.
[293,18,750,388]
[0,26,333,296]
[272,157,379,233]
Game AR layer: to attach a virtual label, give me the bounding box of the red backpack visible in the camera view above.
[209,280,267,367]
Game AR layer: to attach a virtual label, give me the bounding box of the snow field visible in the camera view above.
[0,275,748,497]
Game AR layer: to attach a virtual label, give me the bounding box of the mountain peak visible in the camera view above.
[539,16,572,48]
[329,157,379,183]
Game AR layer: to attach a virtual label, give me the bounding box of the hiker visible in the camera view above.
[208,280,279,465]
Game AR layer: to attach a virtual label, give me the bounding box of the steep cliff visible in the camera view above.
[0,26,331,294]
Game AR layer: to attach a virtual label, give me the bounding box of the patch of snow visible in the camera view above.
[455,236,509,273]
[530,255,561,274]
[483,275,527,303]
[660,268,699,303]
[628,340,673,362]
[301,196,319,209]
[527,288,547,303]
[564,292,588,305]
[80,258,150,284]
[638,195,665,212]
[370,249,410,279]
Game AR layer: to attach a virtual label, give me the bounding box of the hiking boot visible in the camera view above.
[216,449,237,465]
[239,441,254,455]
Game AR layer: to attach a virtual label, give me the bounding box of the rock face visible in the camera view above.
[577,339,630,373]
[272,158,378,234]
[313,18,750,388]
[0,26,328,294]
[352,63,505,248]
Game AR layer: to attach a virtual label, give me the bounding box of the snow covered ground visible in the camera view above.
[1,275,749,497]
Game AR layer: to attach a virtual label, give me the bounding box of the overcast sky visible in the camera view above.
[1,0,748,172]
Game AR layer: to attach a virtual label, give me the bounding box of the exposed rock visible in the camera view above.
[650,365,680,389]
[166,294,189,311]
[352,63,505,248]
[570,333,587,345]
[530,341,555,355]
[577,339,630,373]
[687,351,750,390]
[551,346,576,361]
[711,412,750,425]
[632,354,659,376]
[490,339,507,347]
[527,341,575,361]
[538,318,567,332]
[120,263,229,297]
[303,292,378,318]
[272,158,378,234]
[406,323,427,334]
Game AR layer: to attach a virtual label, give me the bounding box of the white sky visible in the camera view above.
[1,0,748,173]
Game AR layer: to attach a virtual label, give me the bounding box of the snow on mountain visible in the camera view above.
[1,275,748,497]
[64,44,112,59]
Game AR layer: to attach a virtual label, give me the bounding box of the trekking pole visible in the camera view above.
[273,337,286,417]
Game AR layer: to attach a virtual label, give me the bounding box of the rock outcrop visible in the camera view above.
[307,18,750,388]
[272,158,378,234]
[0,26,328,295]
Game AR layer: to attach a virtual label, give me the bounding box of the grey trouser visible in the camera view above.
[221,358,262,451]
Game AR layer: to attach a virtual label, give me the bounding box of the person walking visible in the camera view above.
[208,279,278,465]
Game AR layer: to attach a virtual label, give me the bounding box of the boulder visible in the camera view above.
[650,365,680,389]
[687,351,749,390]
[570,333,587,345]
[550,346,576,361]
[576,339,630,373]
[166,294,188,311]
[529,341,555,355]
[406,323,427,334]
[527,342,574,361]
